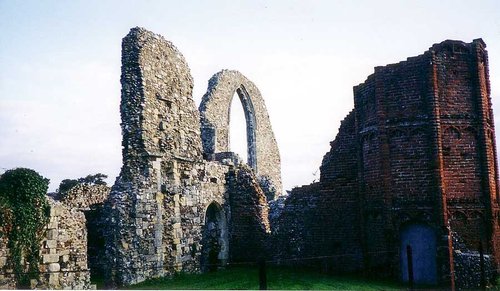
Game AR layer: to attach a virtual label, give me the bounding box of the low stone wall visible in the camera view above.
[452,233,497,289]
[59,184,110,209]
[0,198,90,289]
[58,184,110,280]
[454,251,495,289]
[0,237,15,289]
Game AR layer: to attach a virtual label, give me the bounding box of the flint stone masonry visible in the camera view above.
[452,232,495,288]
[200,70,282,199]
[103,27,274,287]
[59,184,110,209]
[273,39,500,288]
[57,184,111,282]
[0,198,90,289]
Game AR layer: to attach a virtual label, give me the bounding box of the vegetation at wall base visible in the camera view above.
[0,168,50,288]
[127,266,405,290]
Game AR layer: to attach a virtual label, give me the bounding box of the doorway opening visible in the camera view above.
[400,223,437,285]
[201,202,229,272]
[84,205,106,285]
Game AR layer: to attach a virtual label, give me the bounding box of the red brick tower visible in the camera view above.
[353,39,499,287]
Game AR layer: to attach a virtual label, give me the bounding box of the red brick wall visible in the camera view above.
[433,40,499,255]
[274,112,363,272]
[226,166,270,262]
[274,39,499,285]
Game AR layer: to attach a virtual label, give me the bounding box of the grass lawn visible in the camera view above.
[127,266,405,290]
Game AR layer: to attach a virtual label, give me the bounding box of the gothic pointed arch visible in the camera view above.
[199,70,282,197]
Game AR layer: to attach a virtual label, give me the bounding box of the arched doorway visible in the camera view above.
[201,202,229,272]
[400,223,437,285]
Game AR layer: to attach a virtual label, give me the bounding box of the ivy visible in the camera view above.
[0,168,50,288]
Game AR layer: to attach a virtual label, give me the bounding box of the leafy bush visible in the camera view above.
[0,195,13,238]
[0,168,50,288]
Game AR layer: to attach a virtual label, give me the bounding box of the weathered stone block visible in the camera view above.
[50,205,62,217]
[47,221,58,229]
[43,254,60,263]
[48,263,61,272]
[48,273,59,286]
[47,229,58,240]
[46,240,57,249]
[0,257,6,268]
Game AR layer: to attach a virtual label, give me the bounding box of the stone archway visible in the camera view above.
[400,223,438,285]
[199,70,282,198]
[201,202,229,272]
[229,86,258,169]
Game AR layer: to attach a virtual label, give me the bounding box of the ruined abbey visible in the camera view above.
[0,27,498,289]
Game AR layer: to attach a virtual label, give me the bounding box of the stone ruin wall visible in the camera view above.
[59,184,110,209]
[199,70,282,200]
[60,184,111,281]
[274,39,500,288]
[0,27,279,289]
[2,27,498,290]
[0,184,110,289]
[1,199,90,289]
[104,28,274,287]
[104,27,214,285]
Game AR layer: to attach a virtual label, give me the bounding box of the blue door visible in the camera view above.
[400,224,438,285]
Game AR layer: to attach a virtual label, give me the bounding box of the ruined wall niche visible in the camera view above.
[200,70,282,198]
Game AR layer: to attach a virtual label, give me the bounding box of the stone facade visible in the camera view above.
[274,39,500,288]
[59,184,111,282]
[59,184,110,209]
[103,27,274,287]
[0,198,90,289]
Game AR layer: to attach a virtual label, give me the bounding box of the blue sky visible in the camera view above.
[1,0,500,192]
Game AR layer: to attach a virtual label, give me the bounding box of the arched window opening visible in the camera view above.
[229,91,248,165]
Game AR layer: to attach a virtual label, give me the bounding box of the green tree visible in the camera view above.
[57,179,79,194]
[78,173,108,186]
[57,173,108,197]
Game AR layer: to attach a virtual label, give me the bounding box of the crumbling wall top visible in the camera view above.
[119,27,202,180]
[59,184,110,210]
